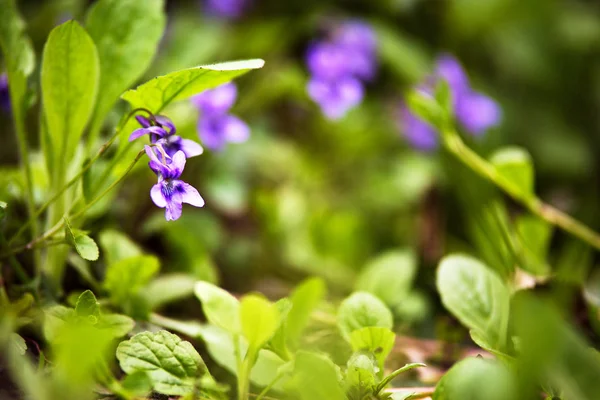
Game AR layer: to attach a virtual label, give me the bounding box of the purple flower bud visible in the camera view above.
[191,83,237,115]
[456,91,502,136]
[398,105,438,152]
[204,0,248,19]
[307,77,364,120]
[0,74,10,112]
[333,21,377,54]
[145,145,204,221]
[306,42,353,81]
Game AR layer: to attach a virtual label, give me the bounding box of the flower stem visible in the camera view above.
[442,130,600,250]
[8,108,144,247]
[0,150,145,258]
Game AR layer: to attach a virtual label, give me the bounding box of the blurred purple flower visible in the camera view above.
[307,77,364,120]
[192,83,250,151]
[0,74,10,112]
[204,0,248,19]
[305,20,377,120]
[400,54,501,150]
[129,114,203,158]
[145,145,204,221]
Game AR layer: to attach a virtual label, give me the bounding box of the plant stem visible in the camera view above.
[8,109,143,247]
[12,102,41,276]
[255,369,284,400]
[0,231,30,283]
[0,150,145,258]
[442,131,600,251]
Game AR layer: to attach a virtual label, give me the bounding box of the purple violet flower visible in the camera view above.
[204,0,248,19]
[0,73,10,112]
[400,54,501,150]
[307,77,364,120]
[145,145,204,221]
[305,20,377,120]
[192,83,250,151]
[129,114,203,158]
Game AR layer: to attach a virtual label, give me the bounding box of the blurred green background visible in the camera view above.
[1,0,600,341]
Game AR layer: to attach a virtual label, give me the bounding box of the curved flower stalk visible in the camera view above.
[306,20,377,120]
[399,54,501,151]
[129,113,204,221]
[191,83,250,151]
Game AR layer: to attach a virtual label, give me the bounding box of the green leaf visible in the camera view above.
[97,313,135,337]
[293,351,345,400]
[194,281,240,333]
[41,21,99,172]
[98,229,142,265]
[286,277,326,349]
[350,327,396,370]
[344,351,378,396]
[85,0,165,129]
[121,371,152,397]
[195,324,287,388]
[0,0,35,132]
[490,147,535,197]
[116,330,207,396]
[355,249,417,307]
[376,363,426,394]
[436,254,510,351]
[10,333,27,355]
[43,305,75,342]
[515,215,552,276]
[121,58,265,113]
[0,201,7,221]
[513,293,600,400]
[433,357,517,400]
[240,294,280,351]
[64,217,99,261]
[75,290,100,321]
[104,255,159,304]
[143,273,197,310]
[337,292,393,342]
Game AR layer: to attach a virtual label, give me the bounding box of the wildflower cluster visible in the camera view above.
[400,54,501,151]
[191,83,250,151]
[306,20,377,120]
[0,73,10,112]
[129,113,204,221]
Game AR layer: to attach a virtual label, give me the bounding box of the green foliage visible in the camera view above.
[240,294,280,351]
[103,255,159,314]
[116,330,208,396]
[121,59,265,114]
[41,21,99,174]
[350,327,395,371]
[490,147,535,197]
[436,254,511,352]
[195,280,241,333]
[285,277,326,349]
[64,217,99,261]
[433,357,517,400]
[292,351,346,400]
[355,249,417,309]
[85,0,166,132]
[337,292,394,342]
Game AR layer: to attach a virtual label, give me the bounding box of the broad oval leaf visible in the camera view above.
[240,294,280,350]
[337,292,393,342]
[121,58,265,113]
[86,0,166,129]
[194,281,240,333]
[436,254,510,351]
[116,330,207,396]
[98,229,142,265]
[433,357,517,400]
[293,351,345,400]
[41,21,99,171]
[356,249,417,307]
